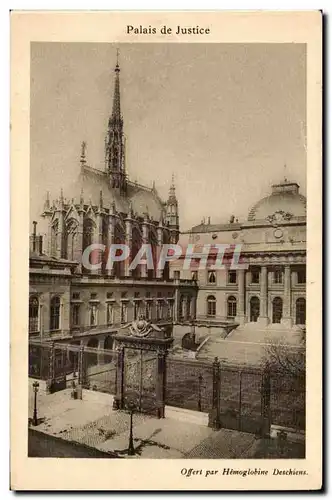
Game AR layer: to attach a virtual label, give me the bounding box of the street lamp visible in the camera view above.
[127,401,136,456]
[32,381,39,426]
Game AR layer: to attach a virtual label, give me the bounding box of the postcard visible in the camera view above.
[10,10,322,490]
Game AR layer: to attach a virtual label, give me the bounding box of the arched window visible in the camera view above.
[131,227,142,279]
[114,224,125,278]
[207,295,216,317]
[147,227,158,280]
[101,217,108,274]
[50,296,61,331]
[208,270,216,284]
[65,218,78,261]
[29,296,39,333]
[227,296,237,318]
[50,220,58,257]
[272,297,283,324]
[250,296,260,322]
[82,219,95,274]
[296,298,306,325]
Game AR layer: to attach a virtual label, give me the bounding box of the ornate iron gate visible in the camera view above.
[123,348,158,413]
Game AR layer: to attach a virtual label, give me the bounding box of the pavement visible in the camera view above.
[28,387,263,459]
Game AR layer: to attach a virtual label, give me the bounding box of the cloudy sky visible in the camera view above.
[30,42,306,231]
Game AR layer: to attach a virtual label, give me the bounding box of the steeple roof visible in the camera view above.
[168,173,178,204]
[111,49,121,121]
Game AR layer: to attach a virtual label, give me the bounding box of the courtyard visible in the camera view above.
[28,387,304,459]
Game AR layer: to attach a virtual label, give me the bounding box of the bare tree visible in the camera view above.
[263,328,306,377]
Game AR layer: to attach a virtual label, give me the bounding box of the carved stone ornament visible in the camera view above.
[266,210,293,224]
[273,228,284,239]
[121,315,162,338]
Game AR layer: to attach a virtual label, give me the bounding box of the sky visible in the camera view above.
[30,42,306,231]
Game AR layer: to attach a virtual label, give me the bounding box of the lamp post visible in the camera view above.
[32,381,39,426]
[198,374,202,412]
[127,401,135,456]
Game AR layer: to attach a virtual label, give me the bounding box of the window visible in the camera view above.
[107,303,114,325]
[227,296,237,318]
[121,302,127,323]
[272,297,283,323]
[50,296,60,330]
[29,296,39,333]
[90,293,97,299]
[145,301,152,320]
[121,292,127,299]
[72,304,80,326]
[274,269,283,284]
[228,271,237,284]
[191,271,198,281]
[72,292,80,300]
[179,296,186,320]
[207,295,216,317]
[251,268,260,284]
[297,269,306,284]
[156,300,163,321]
[106,292,113,299]
[296,298,306,325]
[208,270,216,284]
[134,300,141,320]
[90,305,97,326]
[167,299,174,319]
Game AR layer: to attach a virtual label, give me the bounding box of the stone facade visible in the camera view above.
[171,180,306,329]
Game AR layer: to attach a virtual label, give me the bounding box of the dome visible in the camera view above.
[248,180,306,222]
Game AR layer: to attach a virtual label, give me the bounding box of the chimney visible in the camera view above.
[32,221,37,252]
[30,221,43,255]
[37,235,43,255]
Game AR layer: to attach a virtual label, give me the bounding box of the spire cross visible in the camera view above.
[115,48,120,72]
[283,163,288,182]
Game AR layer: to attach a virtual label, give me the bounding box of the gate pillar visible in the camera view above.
[113,317,173,417]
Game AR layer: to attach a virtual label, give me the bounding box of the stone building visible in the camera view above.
[171,179,306,332]
[29,56,197,351]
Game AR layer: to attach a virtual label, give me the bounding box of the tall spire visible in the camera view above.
[112,49,121,120]
[105,49,126,195]
[168,173,177,203]
[80,141,87,167]
[165,173,179,242]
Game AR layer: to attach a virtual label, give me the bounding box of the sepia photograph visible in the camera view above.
[28,41,306,460]
[10,11,322,491]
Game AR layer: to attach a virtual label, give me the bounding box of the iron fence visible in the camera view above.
[29,340,305,434]
[29,340,118,395]
[165,358,214,412]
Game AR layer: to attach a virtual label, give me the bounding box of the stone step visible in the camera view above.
[165,405,209,426]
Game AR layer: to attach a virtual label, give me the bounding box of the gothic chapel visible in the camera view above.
[41,55,180,279]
